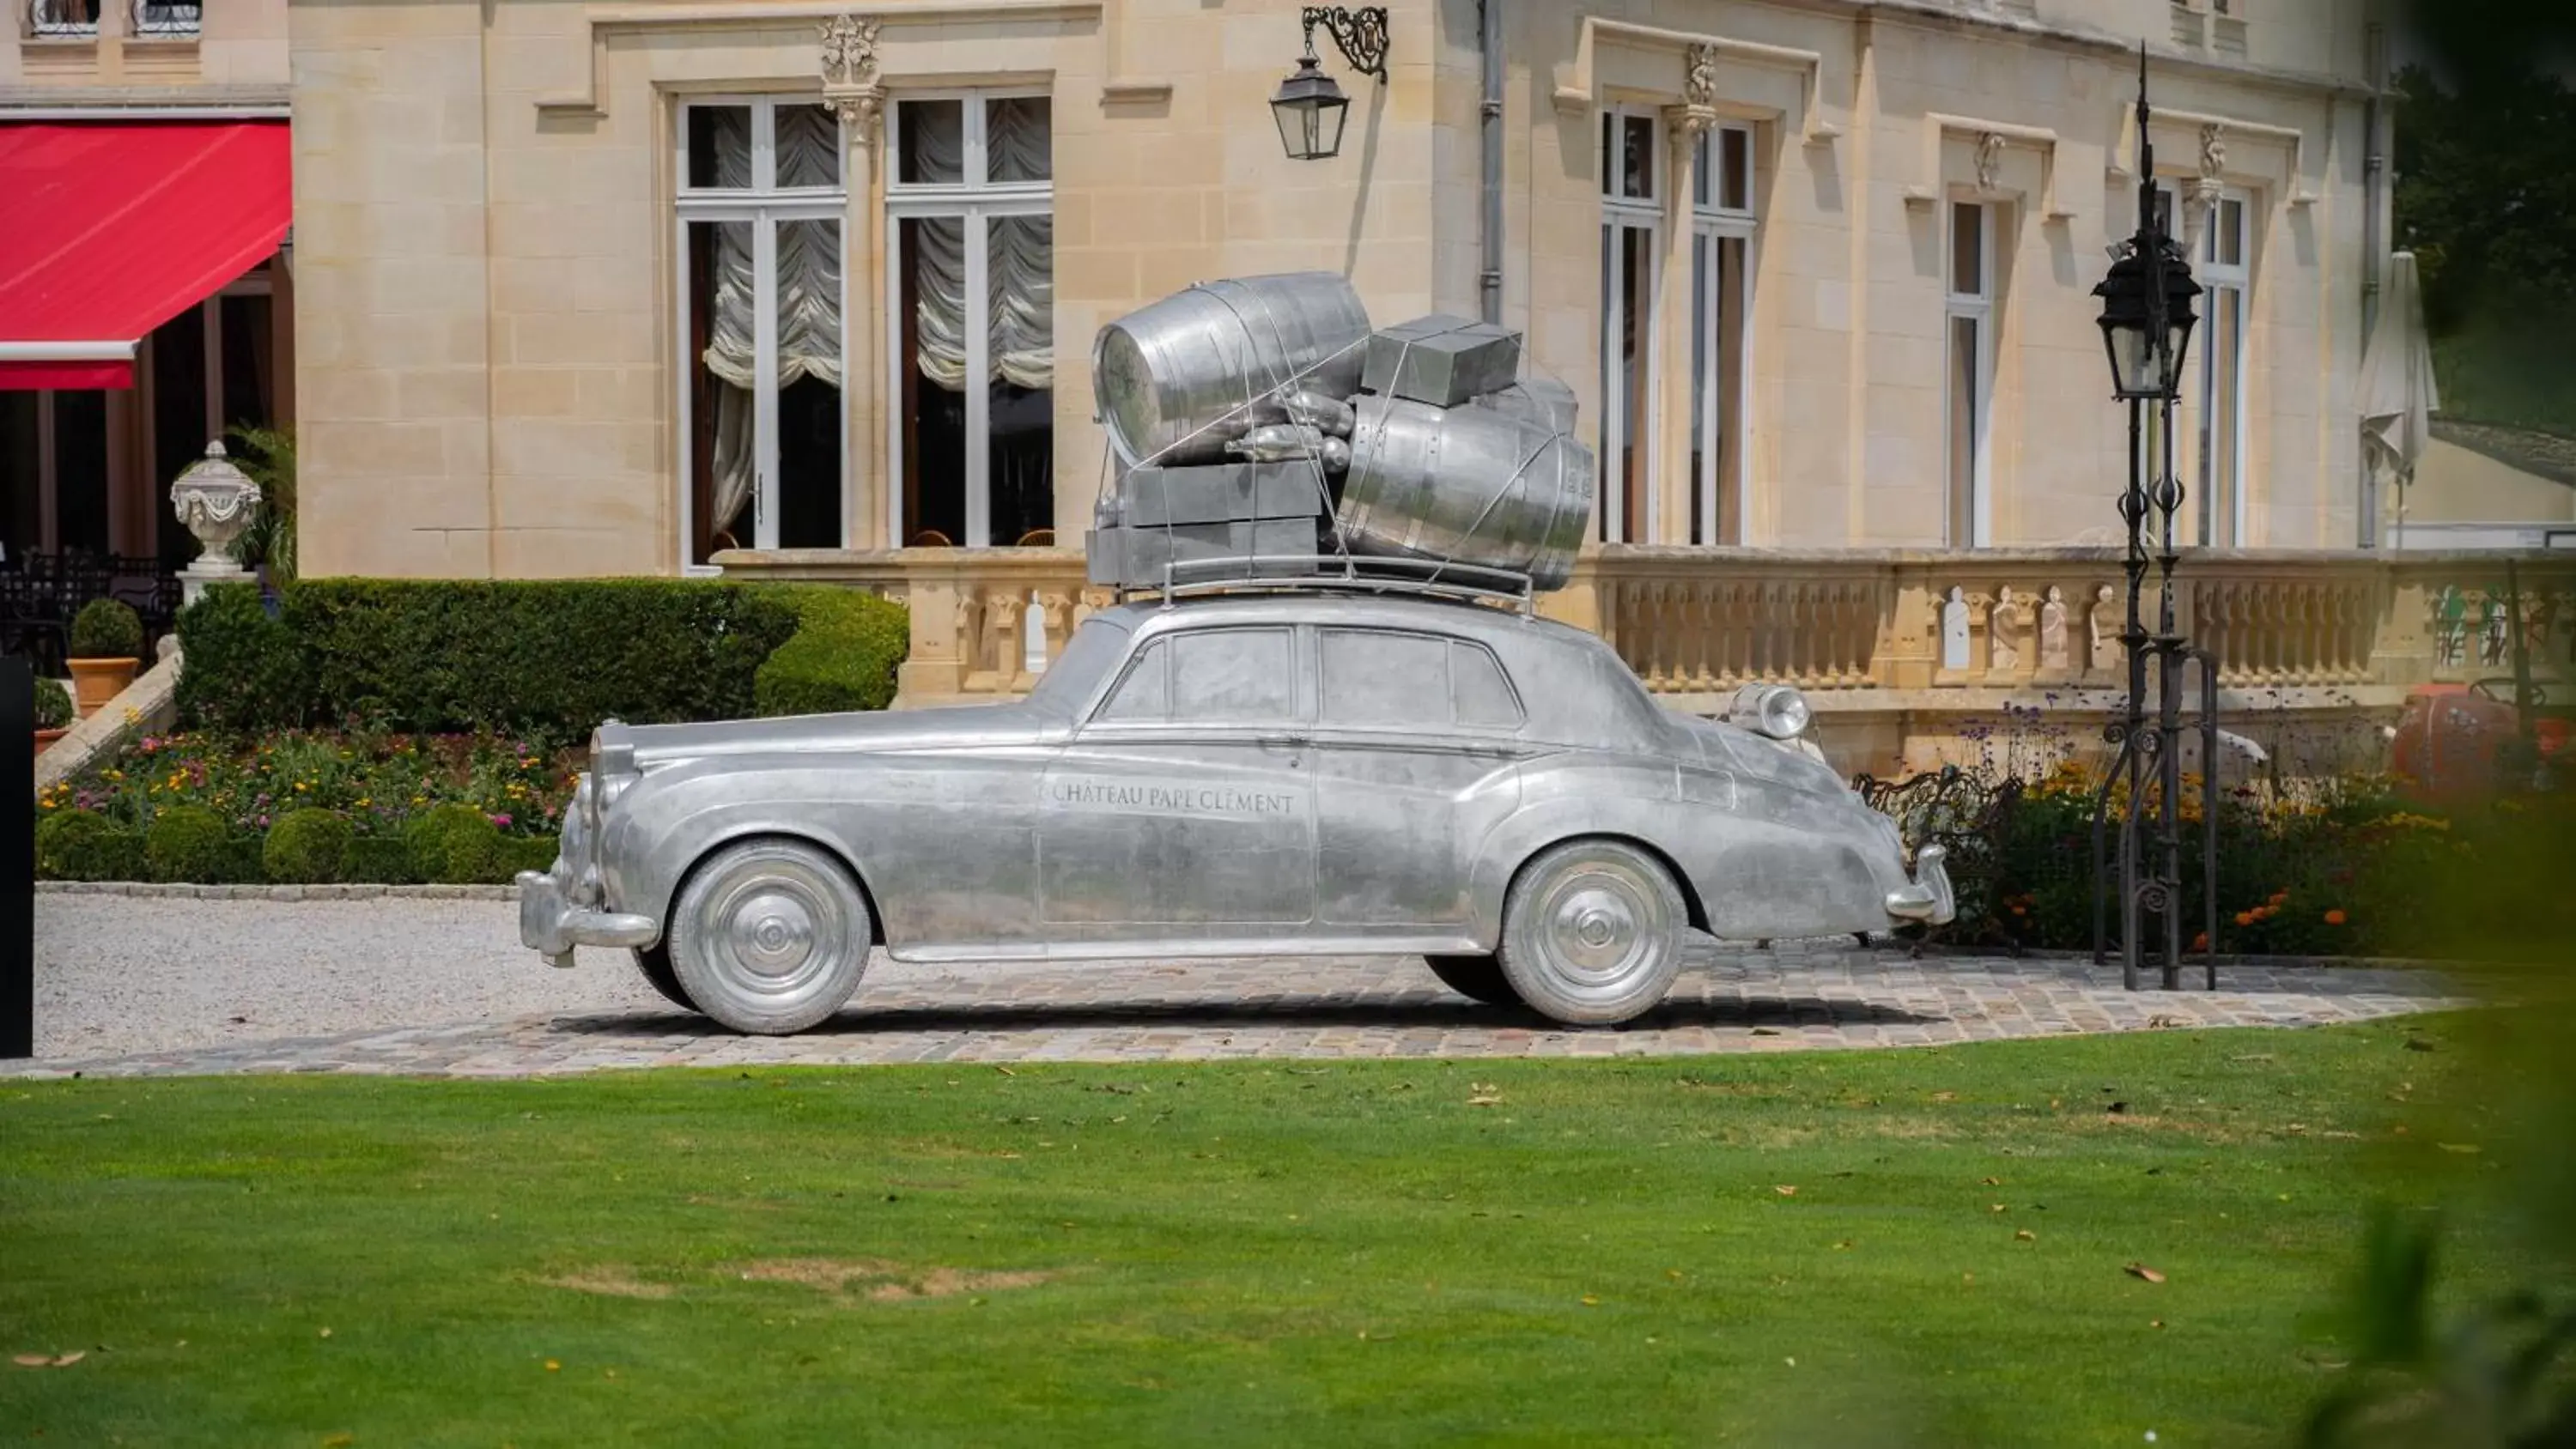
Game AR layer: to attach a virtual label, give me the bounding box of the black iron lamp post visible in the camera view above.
[1270,6,1389,161]
[2087,49,2220,993]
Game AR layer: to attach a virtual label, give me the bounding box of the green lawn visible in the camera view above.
[0,1016,2523,1447]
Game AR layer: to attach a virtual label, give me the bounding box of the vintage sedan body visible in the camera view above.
[519,593,1952,1032]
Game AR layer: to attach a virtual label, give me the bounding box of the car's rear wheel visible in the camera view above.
[1497,839,1685,1026]
[667,838,872,1035]
[631,943,697,1012]
[1423,953,1522,1008]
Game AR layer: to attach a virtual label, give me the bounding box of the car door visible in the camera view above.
[1036,623,1317,941]
[1308,627,1528,930]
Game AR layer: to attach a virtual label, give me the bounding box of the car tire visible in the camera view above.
[631,943,698,1012]
[1496,838,1686,1026]
[667,838,872,1035]
[1424,953,1522,1008]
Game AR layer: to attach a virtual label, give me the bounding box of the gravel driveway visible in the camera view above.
[33,894,664,1060]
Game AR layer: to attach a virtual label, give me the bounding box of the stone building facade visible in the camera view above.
[281,0,2395,579]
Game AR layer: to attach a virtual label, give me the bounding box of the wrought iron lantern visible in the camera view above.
[1270,6,1388,161]
[2093,235,2201,402]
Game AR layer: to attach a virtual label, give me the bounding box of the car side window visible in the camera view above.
[1096,639,1170,721]
[1168,627,1295,722]
[1450,641,1524,729]
[1320,629,1449,726]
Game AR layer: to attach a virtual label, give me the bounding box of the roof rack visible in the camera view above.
[1119,554,1539,615]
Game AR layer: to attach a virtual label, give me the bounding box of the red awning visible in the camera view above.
[0,121,291,391]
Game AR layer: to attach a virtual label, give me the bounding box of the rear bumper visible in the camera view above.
[1882,844,1955,926]
[517,867,658,968]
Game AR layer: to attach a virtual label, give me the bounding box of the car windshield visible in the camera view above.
[1022,615,1135,718]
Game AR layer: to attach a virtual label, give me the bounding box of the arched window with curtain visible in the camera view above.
[886,93,1054,549]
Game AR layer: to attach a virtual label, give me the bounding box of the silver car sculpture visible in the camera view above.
[518,591,1953,1034]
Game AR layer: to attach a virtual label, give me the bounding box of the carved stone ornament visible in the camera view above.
[2197,122,2227,182]
[1974,130,2005,194]
[1684,42,1720,109]
[820,14,885,140]
[168,440,262,576]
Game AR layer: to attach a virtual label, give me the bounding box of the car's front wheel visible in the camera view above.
[1423,953,1522,1008]
[667,838,872,1035]
[631,943,697,1012]
[1497,838,1686,1026]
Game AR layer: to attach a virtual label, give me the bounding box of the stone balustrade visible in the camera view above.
[714,543,2576,773]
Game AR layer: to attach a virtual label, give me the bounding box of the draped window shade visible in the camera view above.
[702,106,842,541]
[912,100,1054,393]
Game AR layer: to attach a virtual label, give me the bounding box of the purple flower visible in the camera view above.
[490,813,513,828]
[256,815,270,828]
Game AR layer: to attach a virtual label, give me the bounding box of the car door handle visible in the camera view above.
[1255,732,1309,749]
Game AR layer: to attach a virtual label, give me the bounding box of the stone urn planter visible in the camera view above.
[66,598,144,717]
[169,440,263,605]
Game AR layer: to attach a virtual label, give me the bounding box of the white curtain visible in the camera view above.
[701,106,843,543]
[913,100,1053,394]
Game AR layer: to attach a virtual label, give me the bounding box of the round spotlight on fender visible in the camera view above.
[1729,683,1813,741]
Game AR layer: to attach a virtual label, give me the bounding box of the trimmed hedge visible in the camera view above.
[70,597,144,660]
[33,813,559,885]
[404,803,512,886]
[264,808,354,883]
[37,809,142,882]
[146,805,253,884]
[178,579,828,736]
[33,677,73,731]
[753,587,909,716]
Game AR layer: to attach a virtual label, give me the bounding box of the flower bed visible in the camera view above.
[37,728,574,884]
[1921,759,2572,961]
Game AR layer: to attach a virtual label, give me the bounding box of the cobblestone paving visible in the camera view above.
[8,940,2458,1081]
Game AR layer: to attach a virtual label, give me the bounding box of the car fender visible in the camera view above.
[1467,757,1911,944]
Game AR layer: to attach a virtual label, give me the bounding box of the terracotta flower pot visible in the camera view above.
[33,726,66,759]
[67,658,138,717]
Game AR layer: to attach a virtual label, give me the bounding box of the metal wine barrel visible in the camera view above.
[1335,394,1597,591]
[1091,272,1371,467]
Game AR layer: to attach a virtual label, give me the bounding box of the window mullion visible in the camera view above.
[752,211,781,550]
[963,206,993,548]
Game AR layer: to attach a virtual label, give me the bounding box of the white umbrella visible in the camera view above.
[2357,251,2440,547]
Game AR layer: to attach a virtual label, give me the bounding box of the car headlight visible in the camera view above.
[1729,683,1813,741]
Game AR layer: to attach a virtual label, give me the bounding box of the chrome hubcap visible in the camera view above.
[728,891,817,979]
[1537,864,1663,985]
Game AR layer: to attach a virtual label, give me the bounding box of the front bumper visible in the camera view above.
[517,866,659,969]
[1882,843,1956,926]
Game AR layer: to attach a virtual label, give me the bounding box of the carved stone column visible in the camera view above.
[823,14,888,548]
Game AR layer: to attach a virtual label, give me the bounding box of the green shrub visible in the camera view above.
[343,835,417,886]
[70,598,144,660]
[264,808,354,883]
[33,677,73,731]
[145,805,248,884]
[505,836,562,878]
[404,803,511,885]
[754,586,910,717]
[179,579,813,735]
[36,809,143,881]
[175,584,311,733]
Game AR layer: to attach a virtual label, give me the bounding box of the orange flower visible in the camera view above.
[2324,909,2348,926]
[2269,890,2291,906]
[2190,931,2209,951]
[2233,911,2255,927]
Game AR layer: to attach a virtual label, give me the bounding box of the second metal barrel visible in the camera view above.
[1091,272,1371,467]
[1334,395,1597,591]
